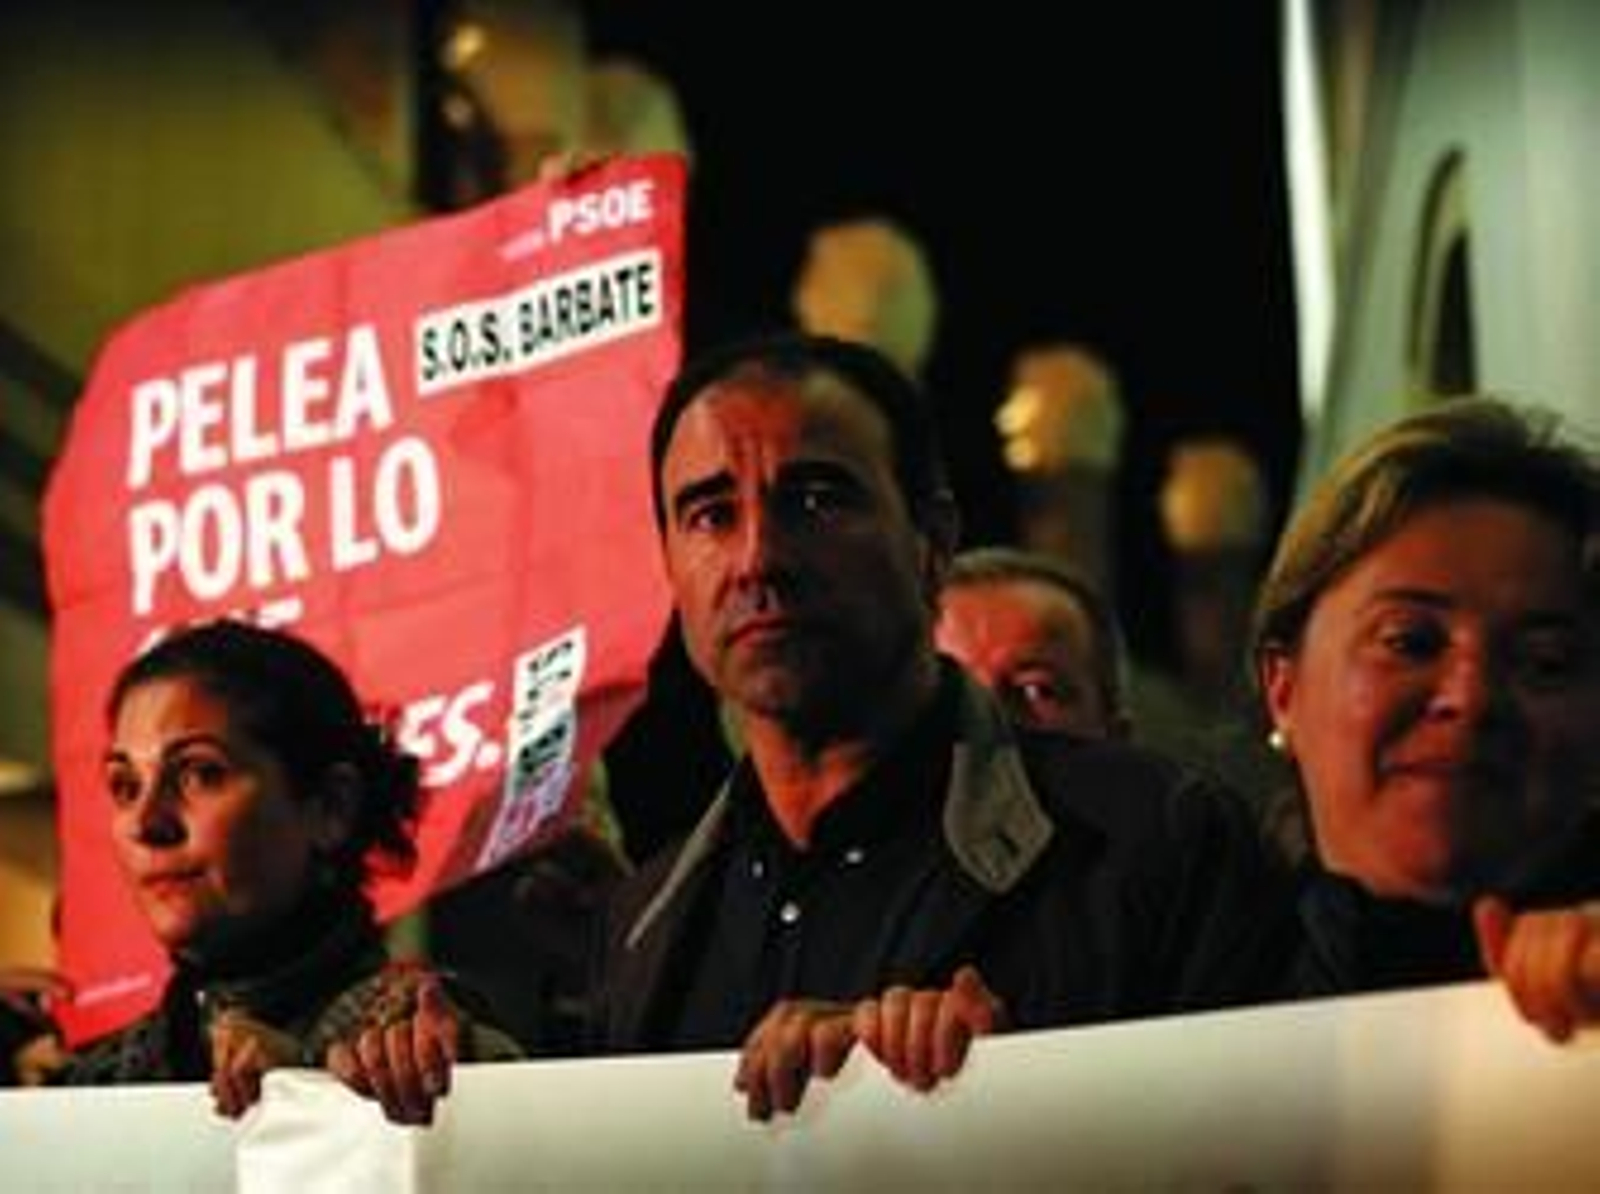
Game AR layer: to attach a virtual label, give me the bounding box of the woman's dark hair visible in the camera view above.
[107,619,422,893]
[649,331,951,531]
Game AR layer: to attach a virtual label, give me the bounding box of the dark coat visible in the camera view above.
[593,667,1292,1052]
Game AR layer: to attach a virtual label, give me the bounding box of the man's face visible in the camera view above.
[658,371,941,737]
[937,577,1121,739]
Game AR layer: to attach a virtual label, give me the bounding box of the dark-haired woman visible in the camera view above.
[55,619,519,1123]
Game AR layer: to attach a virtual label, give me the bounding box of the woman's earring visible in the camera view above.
[1267,726,1292,756]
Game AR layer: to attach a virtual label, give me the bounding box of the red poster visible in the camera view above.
[42,155,686,1043]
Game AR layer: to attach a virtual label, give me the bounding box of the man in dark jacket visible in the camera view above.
[593,331,1290,1117]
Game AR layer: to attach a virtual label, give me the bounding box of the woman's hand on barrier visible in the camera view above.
[1476,895,1600,1044]
[326,974,461,1126]
[208,1009,299,1118]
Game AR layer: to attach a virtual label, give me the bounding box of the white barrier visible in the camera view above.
[4,982,1598,1192]
[0,1079,235,1190]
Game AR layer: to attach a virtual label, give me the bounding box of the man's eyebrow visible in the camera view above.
[778,459,862,487]
[668,458,869,524]
[669,471,734,522]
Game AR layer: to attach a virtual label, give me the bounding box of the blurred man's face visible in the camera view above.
[938,578,1122,739]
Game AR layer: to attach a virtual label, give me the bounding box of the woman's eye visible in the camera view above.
[1377,621,1443,660]
[1515,637,1584,689]
[170,756,230,796]
[105,768,141,808]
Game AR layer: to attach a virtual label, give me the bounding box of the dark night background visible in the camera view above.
[583,3,1302,667]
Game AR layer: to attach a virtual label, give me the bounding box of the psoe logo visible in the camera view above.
[552,178,656,243]
[502,178,658,259]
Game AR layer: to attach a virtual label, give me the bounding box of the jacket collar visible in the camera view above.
[625,661,1054,953]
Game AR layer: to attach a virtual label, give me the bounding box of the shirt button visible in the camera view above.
[750,859,765,880]
[843,846,866,866]
[778,900,802,925]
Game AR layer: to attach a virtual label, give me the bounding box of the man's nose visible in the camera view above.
[732,500,790,576]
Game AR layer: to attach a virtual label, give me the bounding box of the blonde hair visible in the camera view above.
[1251,397,1599,667]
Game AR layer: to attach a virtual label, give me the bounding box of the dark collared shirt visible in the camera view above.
[664,682,955,1050]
